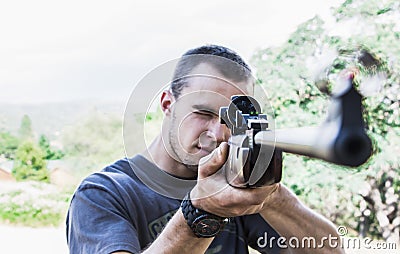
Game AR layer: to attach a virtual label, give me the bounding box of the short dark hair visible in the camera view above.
[170,45,252,98]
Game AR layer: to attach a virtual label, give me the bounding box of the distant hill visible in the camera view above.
[0,100,125,139]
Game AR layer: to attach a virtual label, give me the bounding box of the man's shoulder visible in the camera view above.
[77,155,148,194]
[100,157,137,182]
[82,158,130,182]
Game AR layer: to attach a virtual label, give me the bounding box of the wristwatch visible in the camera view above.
[180,192,229,238]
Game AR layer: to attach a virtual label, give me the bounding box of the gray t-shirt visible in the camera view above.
[66,155,282,253]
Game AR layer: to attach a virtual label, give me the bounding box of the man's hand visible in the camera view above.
[190,142,280,217]
[191,142,345,254]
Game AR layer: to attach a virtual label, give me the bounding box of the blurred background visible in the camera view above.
[0,0,399,253]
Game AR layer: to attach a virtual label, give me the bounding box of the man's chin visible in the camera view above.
[185,163,199,172]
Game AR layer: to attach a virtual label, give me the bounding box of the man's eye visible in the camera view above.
[194,111,213,117]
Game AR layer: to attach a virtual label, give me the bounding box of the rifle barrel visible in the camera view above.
[254,124,372,167]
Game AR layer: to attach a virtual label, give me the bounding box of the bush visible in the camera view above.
[12,141,49,182]
[0,182,72,227]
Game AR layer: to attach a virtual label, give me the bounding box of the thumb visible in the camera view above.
[198,142,229,178]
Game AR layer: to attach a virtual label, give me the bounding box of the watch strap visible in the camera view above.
[180,192,227,237]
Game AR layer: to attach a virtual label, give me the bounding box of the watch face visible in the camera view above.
[193,216,222,237]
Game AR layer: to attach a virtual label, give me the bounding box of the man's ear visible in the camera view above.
[160,90,174,116]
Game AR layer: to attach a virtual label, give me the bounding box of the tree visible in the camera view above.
[38,134,64,160]
[18,115,34,141]
[0,132,19,159]
[252,0,399,242]
[12,140,49,182]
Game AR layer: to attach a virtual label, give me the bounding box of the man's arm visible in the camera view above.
[146,209,214,253]
[189,142,344,254]
[113,210,213,254]
[259,184,344,253]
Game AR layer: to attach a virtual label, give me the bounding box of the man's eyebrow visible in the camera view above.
[192,104,218,115]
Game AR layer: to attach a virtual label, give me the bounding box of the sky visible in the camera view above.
[0,0,343,104]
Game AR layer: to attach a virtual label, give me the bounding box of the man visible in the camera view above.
[67,45,344,253]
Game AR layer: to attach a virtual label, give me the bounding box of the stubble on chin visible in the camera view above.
[167,113,202,174]
[168,128,199,170]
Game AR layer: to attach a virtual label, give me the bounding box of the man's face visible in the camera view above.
[162,63,253,170]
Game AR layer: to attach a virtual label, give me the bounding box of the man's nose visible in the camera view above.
[207,120,230,143]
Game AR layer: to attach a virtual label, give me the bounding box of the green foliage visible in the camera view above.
[252,0,400,241]
[61,110,124,175]
[252,16,330,128]
[335,0,399,19]
[12,140,49,182]
[0,182,72,227]
[0,131,19,159]
[38,134,64,160]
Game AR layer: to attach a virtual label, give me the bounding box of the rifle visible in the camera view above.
[219,74,372,188]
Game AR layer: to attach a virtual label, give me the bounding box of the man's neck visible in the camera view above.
[142,135,198,179]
